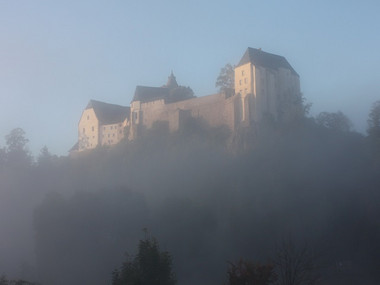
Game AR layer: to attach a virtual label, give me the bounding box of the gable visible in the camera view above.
[237,47,298,76]
[86,100,130,124]
[132,86,170,103]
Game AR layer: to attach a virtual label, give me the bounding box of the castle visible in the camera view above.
[72,48,301,152]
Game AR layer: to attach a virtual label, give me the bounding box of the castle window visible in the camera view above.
[87,115,89,120]
[242,70,245,76]
[92,126,94,131]
[83,128,85,133]
[111,126,113,130]
[112,134,115,137]
[239,80,242,86]
[108,134,110,138]
[104,126,106,130]
[244,78,247,84]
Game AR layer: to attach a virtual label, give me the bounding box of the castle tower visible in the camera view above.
[165,71,179,88]
[234,48,300,123]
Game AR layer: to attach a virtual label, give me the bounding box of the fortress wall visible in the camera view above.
[139,93,238,132]
[78,109,99,150]
[100,122,124,146]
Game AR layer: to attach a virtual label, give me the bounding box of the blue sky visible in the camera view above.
[0,0,379,155]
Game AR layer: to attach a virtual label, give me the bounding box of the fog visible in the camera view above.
[0,111,380,285]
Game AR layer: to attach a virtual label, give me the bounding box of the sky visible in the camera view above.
[0,0,379,156]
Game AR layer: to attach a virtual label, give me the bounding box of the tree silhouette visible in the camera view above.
[316,111,352,132]
[216,63,235,92]
[367,100,380,166]
[226,259,277,285]
[4,128,31,167]
[274,240,320,285]
[112,235,176,285]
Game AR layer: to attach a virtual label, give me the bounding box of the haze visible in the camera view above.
[0,0,379,155]
[0,1,380,285]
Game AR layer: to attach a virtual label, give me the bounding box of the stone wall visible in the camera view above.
[134,93,239,134]
[78,109,99,151]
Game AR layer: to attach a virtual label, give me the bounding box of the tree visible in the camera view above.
[274,240,320,285]
[226,259,277,285]
[367,101,380,165]
[0,275,39,285]
[4,128,32,167]
[316,111,352,132]
[367,101,380,137]
[5,128,29,153]
[37,146,57,167]
[112,235,176,285]
[216,63,235,92]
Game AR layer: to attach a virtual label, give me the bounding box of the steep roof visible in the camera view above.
[132,86,170,103]
[86,100,130,124]
[165,71,179,88]
[237,47,298,76]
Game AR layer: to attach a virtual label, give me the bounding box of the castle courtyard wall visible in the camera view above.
[138,93,238,132]
[78,109,99,151]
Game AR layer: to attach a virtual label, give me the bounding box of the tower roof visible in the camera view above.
[132,86,170,103]
[165,71,179,88]
[237,47,298,76]
[86,100,130,124]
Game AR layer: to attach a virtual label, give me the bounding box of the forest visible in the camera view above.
[0,101,380,285]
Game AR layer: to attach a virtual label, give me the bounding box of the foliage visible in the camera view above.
[367,101,380,166]
[33,188,148,285]
[37,146,58,168]
[274,240,320,285]
[227,259,277,285]
[112,236,176,285]
[316,111,352,132]
[2,110,380,285]
[3,128,32,167]
[367,100,380,133]
[0,275,39,285]
[5,128,29,153]
[216,63,235,92]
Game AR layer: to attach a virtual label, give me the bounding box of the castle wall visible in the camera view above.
[255,67,300,121]
[75,49,301,152]
[235,63,301,123]
[137,93,237,133]
[100,122,125,146]
[78,109,99,151]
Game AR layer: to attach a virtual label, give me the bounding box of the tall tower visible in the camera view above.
[165,71,179,88]
[234,48,300,123]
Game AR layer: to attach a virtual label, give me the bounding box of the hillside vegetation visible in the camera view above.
[1,105,380,285]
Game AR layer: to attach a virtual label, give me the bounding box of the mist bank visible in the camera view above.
[1,107,380,285]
